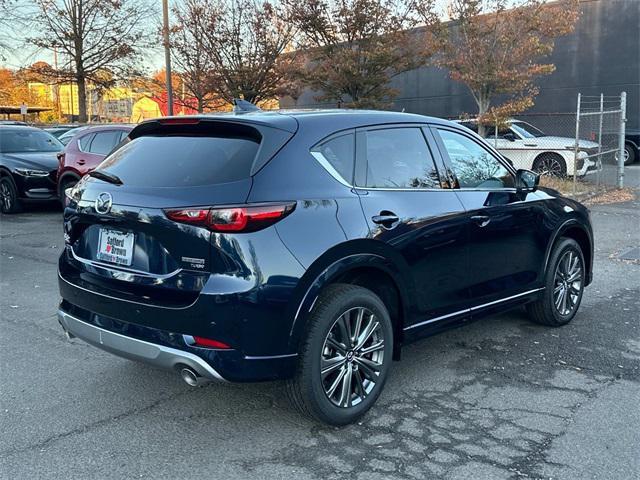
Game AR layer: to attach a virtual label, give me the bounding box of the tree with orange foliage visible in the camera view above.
[441,0,580,135]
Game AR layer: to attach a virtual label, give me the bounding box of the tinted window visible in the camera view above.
[437,129,514,189]
[363,128,440,189]
[511,121,545,138]
[89,131,122,155]
[312,133,354,183]
[98,135,260,187]
[78,133,94,151]
[0,129,62,153]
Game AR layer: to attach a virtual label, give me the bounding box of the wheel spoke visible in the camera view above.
[351,308,364,345]
[321,355,345,378]
[336,313,351,347]
[325,365,347,398]
[326,335,347,354]
[355,318,379,350]
[555,287,565,310]
[354,369,367,399]
[359,340,384,356]
[567,271,582,283]
[355,356,381,381]
[561,286,569,314]
[337,364,353,407]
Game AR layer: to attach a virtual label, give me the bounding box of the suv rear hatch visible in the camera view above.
[61,117,296,308]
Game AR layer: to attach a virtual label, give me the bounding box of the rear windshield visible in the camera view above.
[98,134,260,187]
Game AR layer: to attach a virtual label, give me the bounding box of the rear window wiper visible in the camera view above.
[88,169,123,185]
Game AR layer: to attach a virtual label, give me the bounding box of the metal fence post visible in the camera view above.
[617,91,627,188]
[573,93,581,196]
[596,93,604,190]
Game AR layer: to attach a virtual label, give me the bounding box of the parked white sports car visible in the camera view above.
[457,119,599,177]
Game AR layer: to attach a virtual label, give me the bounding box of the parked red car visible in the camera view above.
[57,124,133,197]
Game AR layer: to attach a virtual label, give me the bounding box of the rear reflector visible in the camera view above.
[192,336,231,349]
[165,203,295,233]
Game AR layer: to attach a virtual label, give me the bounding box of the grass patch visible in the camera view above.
[538,175,593,196]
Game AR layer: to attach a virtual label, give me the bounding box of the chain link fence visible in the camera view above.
[460,92,627,197]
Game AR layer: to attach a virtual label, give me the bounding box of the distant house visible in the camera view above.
[130,92,199,123]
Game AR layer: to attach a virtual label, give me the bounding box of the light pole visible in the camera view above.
[162,0,174,116]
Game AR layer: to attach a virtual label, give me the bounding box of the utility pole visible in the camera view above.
[162,0,174,116]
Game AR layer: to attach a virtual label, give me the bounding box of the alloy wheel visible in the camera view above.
[0,181,12,212]
[553,250,583,316]
[320,307,385,408]
[536,157,564,177]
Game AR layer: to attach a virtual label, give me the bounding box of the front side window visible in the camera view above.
[362,128,440,189]
[437,129,514,189]
[312,133,355,184]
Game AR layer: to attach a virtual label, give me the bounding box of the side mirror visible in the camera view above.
[516,169,539,192]
[503,132,517,142]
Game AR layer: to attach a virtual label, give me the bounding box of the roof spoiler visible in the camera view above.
[232,98,261,114]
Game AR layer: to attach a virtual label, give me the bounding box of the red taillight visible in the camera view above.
[165,203,295,233]
[192,336,231,349]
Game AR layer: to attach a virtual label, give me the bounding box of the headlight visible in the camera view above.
[15,168,50,177]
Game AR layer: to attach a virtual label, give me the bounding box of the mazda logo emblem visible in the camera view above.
[95,192,113,214]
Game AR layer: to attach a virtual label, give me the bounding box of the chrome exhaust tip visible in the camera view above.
[180,367,208,387]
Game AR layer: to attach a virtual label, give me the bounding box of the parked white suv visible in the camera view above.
[457,119,599,177]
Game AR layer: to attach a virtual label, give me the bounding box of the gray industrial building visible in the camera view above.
[282,0,639,129]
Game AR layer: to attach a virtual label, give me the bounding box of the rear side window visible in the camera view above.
[78,133,94,151]
[89,131,122,155]
[362,128,440,189]
[311,133,355,184]
[98,134,260,187]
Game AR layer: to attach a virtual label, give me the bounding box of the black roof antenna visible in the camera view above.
[232,98,261,114]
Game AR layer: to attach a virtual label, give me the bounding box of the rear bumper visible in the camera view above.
[58,309,226,382]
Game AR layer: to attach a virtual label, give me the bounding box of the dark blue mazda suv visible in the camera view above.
[58,110,593,425]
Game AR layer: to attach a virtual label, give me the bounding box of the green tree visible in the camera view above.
[284,0,441,108]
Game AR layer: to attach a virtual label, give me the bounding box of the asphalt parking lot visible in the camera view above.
[1,174,639,479]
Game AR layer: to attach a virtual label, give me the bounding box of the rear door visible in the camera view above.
[83,130,125,169]
[354,125,470,330]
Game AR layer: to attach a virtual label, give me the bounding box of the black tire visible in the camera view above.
[0,176,22,214]
[286,283,394,425]
[526,238,585,327]
[58,176,78,205]
[623,144,636,165]
[532,153,567,178]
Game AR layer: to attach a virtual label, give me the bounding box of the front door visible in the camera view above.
[431,126,549,308]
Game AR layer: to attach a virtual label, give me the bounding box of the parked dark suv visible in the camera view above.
[58,110,593,425]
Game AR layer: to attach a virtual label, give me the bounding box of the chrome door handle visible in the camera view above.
[470,215,491,227]
[372,213,400,229]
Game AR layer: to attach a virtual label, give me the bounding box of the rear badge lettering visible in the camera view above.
[182,256,205,269]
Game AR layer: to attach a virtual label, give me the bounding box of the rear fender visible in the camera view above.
[286,242,413,353]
